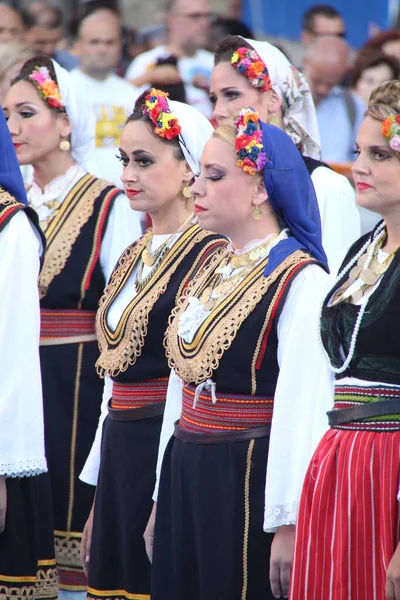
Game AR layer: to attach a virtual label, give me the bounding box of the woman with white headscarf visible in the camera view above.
[210,36,361,268]
[78,88,227,600]
[3,55,142,598]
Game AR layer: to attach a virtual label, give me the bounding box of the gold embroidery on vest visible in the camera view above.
[166,250,311,384]
[95,226,225,378]
[38,176,110,299]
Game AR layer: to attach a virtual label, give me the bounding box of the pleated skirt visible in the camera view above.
[290,428,400,600]
[40,341,102,592]
[0,473,58,599]
[87,412,163,600]
[151,434,275,600]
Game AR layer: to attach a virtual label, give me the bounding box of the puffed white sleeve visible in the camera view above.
[153,369,183,501]
[79,376,113,485]
[100,192,143,284]
[312,167,360,270]
[263,264,335,532]
[0,211,47,477]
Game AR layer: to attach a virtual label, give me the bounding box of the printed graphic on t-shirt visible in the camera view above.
[93,105,128,148]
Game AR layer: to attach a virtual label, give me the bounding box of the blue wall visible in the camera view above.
[242,0,391,48]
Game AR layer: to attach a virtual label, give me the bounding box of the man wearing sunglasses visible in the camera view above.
[125,0,214,117]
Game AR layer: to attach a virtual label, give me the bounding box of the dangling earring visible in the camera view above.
[268,114,279,127]
[252,204,263,220]
[59,139,71,152]
[183,185,192,199]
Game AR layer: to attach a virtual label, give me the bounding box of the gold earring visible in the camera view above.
[59,139,70,152]
[268,114,279,127]
[252,205,263,220]
[183,185,192,199]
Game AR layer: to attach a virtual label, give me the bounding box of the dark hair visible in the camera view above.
[214,35,253,66]
[71,3,120,39]
[21,4,63,30]
[350,49,400,88]
[126,89,185,161]
[152,56,186,103]
[363,30,400,54]
[210,16,253,41]
[12,54,66,113]
[302,4,343,33]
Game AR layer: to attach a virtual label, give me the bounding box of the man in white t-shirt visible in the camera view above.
[70,9,142,187]
[125,0,214,118]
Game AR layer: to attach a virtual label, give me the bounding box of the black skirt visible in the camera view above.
[87,410,163,600]
[0,473,58,599]
[151,434,275,600]
[40,341,102,591]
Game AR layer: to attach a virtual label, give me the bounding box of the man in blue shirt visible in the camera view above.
[302,35,364,163]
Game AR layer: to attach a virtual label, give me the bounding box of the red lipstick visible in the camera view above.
[194,204,207,213]
[356,182,373,191]
[13,143,23,149]
[126,189,140,198]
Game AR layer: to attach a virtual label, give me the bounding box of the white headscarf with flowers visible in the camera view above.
[240,38,321,160]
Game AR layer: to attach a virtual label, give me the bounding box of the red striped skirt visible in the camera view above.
[290,427,400,600]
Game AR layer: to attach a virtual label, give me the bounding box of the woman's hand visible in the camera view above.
[144,502,157,563]
[81,502,95,578]
[270,524,295,598]
[387,541,400,600]
[0,476,6,534]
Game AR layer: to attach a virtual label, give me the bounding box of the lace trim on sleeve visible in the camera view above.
[0,457,47,478]
[264,500,298,533]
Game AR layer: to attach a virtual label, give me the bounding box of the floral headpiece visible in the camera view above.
[29,65,64,110]
[234,108,268,175]
[231,47,272,92]
[142,88,181,140]
[382,114,400,156]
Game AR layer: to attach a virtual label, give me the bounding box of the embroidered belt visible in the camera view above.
[178,383,274,434]
[110,378,169,410]
[328,385,400,431]
[40,309,97,345]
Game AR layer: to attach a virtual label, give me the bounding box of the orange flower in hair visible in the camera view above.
[142,88,181,140]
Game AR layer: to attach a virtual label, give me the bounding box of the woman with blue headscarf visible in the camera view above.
[146,109,334,600]
[0,107,57,598]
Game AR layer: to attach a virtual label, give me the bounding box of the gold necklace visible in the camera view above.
[199,235,278,312]
[135,212,194,293]
[330,236,398,306]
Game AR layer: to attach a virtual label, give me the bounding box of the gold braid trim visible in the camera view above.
[96,227,226,378]
[166,250,311,385]
[0,564,58,599]
[38,176,111,299]
[0,188,21,209]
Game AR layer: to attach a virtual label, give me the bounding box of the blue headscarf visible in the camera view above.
[260,122,328,276]
[0,107,28,205]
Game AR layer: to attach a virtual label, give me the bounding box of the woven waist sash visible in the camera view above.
[40,309,96,345]
[178,383,274,434]
[328,385,400,431]
[110,378,169,410]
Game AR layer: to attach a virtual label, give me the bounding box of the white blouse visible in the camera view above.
[80,234,178,486]
[27,164,143,284]
[153,259,335,534]
[312,166,360,270]
[0,212,47,477]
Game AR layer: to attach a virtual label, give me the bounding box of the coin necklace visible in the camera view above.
[199,234,279,312]
[330,233,397,306]
[135,212,194,293]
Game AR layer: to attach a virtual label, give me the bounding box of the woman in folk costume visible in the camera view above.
[79,89,227,600]
[0,107,57,600]
[290,80,400,600]
[3,55,142,597]
[147,109,334,600]
[210,35,361,268]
